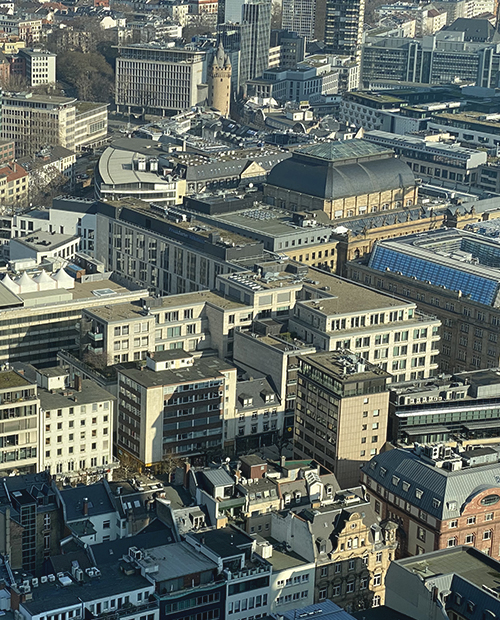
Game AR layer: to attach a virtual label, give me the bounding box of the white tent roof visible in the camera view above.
[51,268,75,289]
[33,269,57,290]
[2,273,19,293]
[16,271,37,293]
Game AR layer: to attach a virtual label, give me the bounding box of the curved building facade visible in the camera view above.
[265,139,417,220]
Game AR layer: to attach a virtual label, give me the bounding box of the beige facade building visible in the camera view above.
[265,140,418,220]
[74,102,109,151]
[1,93,77,158]
[295,350,391,487]
[1,93,108,158]
[270,486,398,612]
[116,351,236,469]
[288,274,441,383]
[115,44,207,115]
[38,369,116,481]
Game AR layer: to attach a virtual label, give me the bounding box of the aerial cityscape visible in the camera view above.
[1,0,500,619]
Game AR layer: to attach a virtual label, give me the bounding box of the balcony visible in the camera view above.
[89,331,104,342]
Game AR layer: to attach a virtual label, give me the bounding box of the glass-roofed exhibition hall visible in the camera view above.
[368,229,500,306]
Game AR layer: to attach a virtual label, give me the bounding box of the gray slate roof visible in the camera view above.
[201,467,235,488]
[60,481,115,522]
[361,448,500,520]
[267,150,415,201]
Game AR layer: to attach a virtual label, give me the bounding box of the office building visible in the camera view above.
[265,140,418,220]
[116,351,236,469]
[348,228,500,373]
[240,0,272,85]
[294,351,391,487]
[270,30,306,68]
[248,58,339,103]
[361,29,500,89]
[115,44,207,115]
[281,0,316,41]
[0,93,108,158]
[288,272,440,381]
[388,368,500,446]
[0,368,39,475]
[324,0,365,62]
[74,102,109,152]
[0,271,147,367]
[1,93,76,158]
[18,48,56,87]
[218,0,246,23]
[93,198,266,296]
[364,130,487,189]
[361,444,500,559]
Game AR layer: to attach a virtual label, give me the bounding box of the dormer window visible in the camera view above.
[416,489,423,500]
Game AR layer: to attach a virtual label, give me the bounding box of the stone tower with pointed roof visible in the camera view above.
[208,41,232,117]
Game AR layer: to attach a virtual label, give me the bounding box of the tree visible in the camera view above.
[182,14,215,41]
[57,51,115,102]
[161,450,185,480]
[0,73,29,92]
[28,163,70,207]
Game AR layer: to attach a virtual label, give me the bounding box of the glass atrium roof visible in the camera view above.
[369,245,500,306]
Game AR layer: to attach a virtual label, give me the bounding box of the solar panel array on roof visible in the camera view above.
[369,245,500,305]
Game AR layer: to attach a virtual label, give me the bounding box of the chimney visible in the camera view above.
[83,498,89,516]
[74,375,82,392]
[280,455,286,468]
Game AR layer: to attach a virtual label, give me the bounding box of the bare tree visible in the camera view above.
[28,162,70,207]
[83,350,113,372]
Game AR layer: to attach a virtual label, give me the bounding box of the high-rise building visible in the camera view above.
[240,0,272,84]
[324,0,365,62]
[218,0,246,23]
[281,0,316,41]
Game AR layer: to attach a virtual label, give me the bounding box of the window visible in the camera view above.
[346,582,355,593]
[373,574,381,586]
[449,520,458,528]
[465,533,474,544]
[376,552,382,563]
[318,588,327,601]
[483,530,492,540]
[103,520,111,529]
[485,513,494,521]
[467,516,476,525]
[447,537,456,547]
